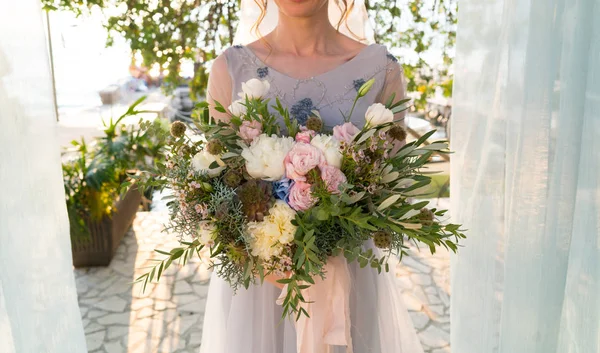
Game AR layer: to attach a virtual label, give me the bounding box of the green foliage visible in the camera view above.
[367,0,457,109]
[62,97,169,240]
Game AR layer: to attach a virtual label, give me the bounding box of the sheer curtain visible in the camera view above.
[0,1,87,352]
[451,0,599,352]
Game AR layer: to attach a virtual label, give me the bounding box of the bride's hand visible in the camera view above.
[263,272,291,290]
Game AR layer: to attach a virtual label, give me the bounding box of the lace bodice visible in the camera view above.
[208,43,406,129]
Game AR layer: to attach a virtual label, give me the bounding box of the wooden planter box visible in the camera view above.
[71,185,142,268]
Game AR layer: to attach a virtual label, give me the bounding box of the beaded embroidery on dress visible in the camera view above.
[199,44,423,353]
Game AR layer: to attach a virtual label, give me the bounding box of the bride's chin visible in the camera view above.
[274,0,328,17]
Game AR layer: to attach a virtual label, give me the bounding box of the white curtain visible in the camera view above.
[451,0,599,352]
[0,1,87,352]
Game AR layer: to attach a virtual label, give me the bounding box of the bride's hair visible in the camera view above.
[251,0,360,40]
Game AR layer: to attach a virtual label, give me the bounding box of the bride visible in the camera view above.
[200,1,424,352]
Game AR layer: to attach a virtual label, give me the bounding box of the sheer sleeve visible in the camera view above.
[376,59,407,128]
[207,53,233,123]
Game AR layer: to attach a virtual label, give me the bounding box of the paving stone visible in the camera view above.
[401,256,432,273]
[92,296,128,312]
[131,298,154,311]
[188,331,203,346]
[403,293,424,312]
[174,280,193,295]
[86,330,106,351]
[97,312,132,326]
[192,284,209,298]
[137,307,156,319]
[87,310,107,319]
[100,281,133,297]
[104,341,125,353]
[107,326,129,340]
[85,322,105,334]
[154,300,177,311]
[174,294,200,305]
[411,273,433,286]
[410,311,430,331]
[420,325,450,348]
[431,347,451,353]
[152,283,173,301]
[427,293,442,305]
[177,300,206,314]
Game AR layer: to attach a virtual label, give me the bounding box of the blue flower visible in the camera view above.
[290,98,316,125]
[273,178,294,203]
[257,67,269,79]
[386,53,399,63]
[353,78,366,92]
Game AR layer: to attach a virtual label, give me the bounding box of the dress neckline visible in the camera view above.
[242,44,377,81]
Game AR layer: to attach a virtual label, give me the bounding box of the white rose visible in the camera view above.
[197,221,218,247]
[191,150,225,178]
[241,134,295,181]
[239,78,270,99]
[310,134,342,168]
[365,103,394,127]
[228,99,247,116]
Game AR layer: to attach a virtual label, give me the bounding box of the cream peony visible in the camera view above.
[246,200,297,261]
[197,221,218,247]
[229,99,247,116]
[310,134,343,168]
[192,150,225,177]
[365,103,394,127]
[241,134,295,181]
[239,78,271,99]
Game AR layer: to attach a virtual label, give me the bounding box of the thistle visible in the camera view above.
[223,169,243,188]
[417,208,435,225]
[206,139,225,155]
[388,125,407,141]
[306,116,323,132]
[372,230,392,249]
[170,121,186,138]
[236,180,274,222]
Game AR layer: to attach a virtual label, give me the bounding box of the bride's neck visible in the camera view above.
[270,12,339,55]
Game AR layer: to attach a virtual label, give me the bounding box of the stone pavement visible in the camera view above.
[75,200,451,353]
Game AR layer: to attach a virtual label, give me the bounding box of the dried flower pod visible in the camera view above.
[418,208,435,225]
[170,121,187,138]
[236,180,274,222]
[373,230,393,249]
[206,139,225,155]
[223,170,243,188]
[388,125,407,141]
[306,116,323,132]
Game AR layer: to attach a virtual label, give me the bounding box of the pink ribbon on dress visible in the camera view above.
[277,256,353,353]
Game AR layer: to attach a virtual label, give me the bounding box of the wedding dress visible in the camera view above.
[199,43,425,353]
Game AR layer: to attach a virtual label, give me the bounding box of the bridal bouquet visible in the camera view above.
[135,78,465,319]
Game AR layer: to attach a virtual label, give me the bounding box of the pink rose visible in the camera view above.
[320,165,347,194]
[284,142,325,181]
[333,122,360,145]
[288,181,317,211]
[295,129,316,143]
[238,120,262,142]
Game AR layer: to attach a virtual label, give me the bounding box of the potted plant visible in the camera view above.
[63,97,168,267]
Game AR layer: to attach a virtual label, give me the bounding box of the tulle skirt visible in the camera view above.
[199,244,424,353]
